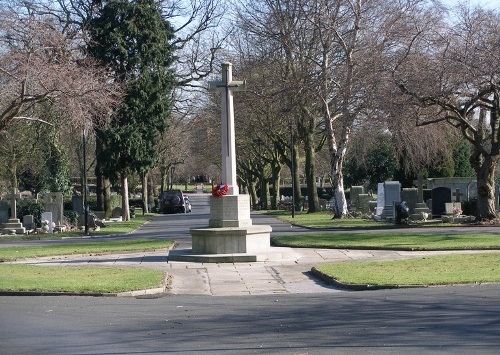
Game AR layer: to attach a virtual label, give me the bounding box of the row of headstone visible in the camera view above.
[373,177,497,221]
[1,189,65,235]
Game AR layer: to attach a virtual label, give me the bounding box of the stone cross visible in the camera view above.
[417,175,424,203]
[208,62,246,195]
[453,188,463,202]
[9,187,21,219]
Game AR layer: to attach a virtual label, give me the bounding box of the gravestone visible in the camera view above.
[452,188,464,202]
[44,192,64,226]
[2,188,26,234]
[467,181,478,200]
[0,200,8,226]
[41,211,53,233]
[445,202,462,215]
[22,215,35,231]
[72,195,84,216]
[376,183,385,215]
[358,194,371,214]
[431,187,452,217]
[350,186,364,210]
[381,181,401,220]
[401,188,419,214]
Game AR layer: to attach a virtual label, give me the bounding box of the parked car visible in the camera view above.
[161,190,187,214]
[184,196,192,213]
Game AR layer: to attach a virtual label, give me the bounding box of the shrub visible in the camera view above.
[64,210,79,226]
[17,200,44,227]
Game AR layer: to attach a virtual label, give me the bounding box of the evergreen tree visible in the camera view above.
[88,0,175,219]
[453,139,475,178]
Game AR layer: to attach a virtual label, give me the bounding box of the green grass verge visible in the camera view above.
[267,211,394,228]
[314,253,500,287]
[273,233,500,250]
[0,264,165,293]
[0,239,173,262]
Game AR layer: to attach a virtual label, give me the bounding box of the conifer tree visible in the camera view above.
[88,0,175,219]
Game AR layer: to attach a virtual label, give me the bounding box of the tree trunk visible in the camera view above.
[271,164,281,210]
[121,171,130,221]
[96,171,103,211]
[148,174,155,211]
[305,126,320,213]
[160,166,167,196]
[103,177,112,218]
[141,171,148,214]
[292,143,302,209]
[476,156,498,220]
[95,131,105,211]
[262,179,269,210]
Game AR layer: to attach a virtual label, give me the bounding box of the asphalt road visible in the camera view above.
[1,194,499,354]
[1,285,499,355]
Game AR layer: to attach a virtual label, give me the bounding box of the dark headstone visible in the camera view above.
[22,215,35,230]
[72,195,84,215]
[431,187,452,217]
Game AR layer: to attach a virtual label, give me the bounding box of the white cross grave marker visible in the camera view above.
[208,62,246,195]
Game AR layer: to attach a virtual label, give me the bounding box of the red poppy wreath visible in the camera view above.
[212,183,229,197]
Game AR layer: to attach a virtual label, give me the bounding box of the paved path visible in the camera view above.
[15,211,499,296]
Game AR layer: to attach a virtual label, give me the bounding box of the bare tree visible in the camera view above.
[393,4,499,220]
[0,4,119,133]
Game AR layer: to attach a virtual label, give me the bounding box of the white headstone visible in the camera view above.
[381,181,401,220]
[376,183,384,215]
[44,192,64,226]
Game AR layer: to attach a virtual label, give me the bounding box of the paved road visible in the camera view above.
[1,285,499,354]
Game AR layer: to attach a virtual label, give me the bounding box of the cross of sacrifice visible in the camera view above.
[208,62,246,196]
[9,187,21,219]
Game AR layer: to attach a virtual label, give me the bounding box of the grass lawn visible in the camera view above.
[0,239,174,262]
[314,253,500,288]
[271,211,500,288]
[0,214,171,294]
[272,232,500,250]
[267,211,395,228]
[0,264,165,293]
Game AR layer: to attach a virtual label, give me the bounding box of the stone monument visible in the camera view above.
[170,63,282,262]
[2,188,26,235]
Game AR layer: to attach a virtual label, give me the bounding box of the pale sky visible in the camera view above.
[441,0,499,9]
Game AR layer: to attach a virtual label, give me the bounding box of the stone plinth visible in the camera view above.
[209,195,252,227]
[2,218,26,235]
[191,225,272,254]
[176,194,281,263]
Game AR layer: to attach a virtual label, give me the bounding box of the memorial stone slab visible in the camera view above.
[72,195,84,216]
[401,188,419,214]
[0,200,8,225]
[376,183,384,216]
[381,181,401,220]
[22,215,35,231]
[350,186,364,209]
[431,187,452,217]
[44,192,64,226]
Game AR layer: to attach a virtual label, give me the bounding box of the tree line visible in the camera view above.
[201,0,497,220]
[0,0,224,220]
[0,0,498,221]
